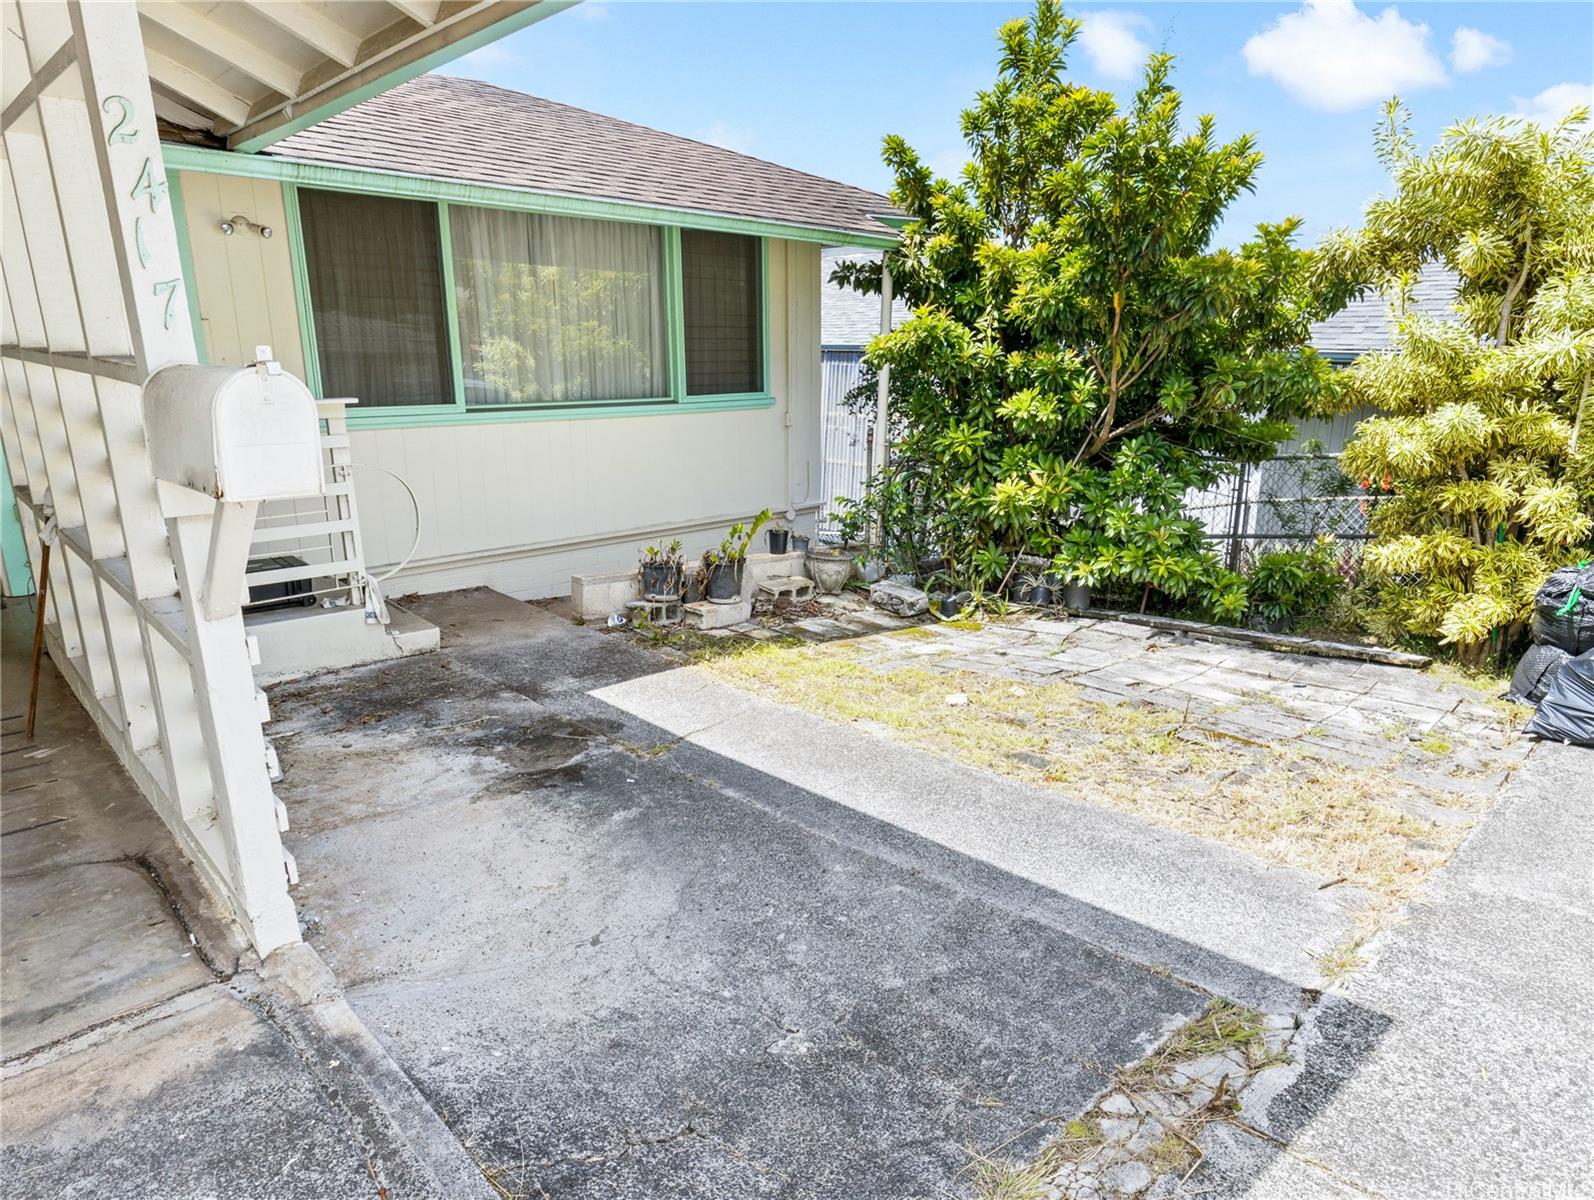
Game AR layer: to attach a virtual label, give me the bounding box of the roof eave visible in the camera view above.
[160,143,901,248]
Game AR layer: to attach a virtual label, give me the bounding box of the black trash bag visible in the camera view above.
[1526,648,1594,746]
[1509,642,1572,705]
[1531,563,1594,654]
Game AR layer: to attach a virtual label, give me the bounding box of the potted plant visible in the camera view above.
[790,532,811,555]
[767,521,791,555]
[1050,547,1102,611]
[1246,539,1341,634]
[1019,571,1054,607]
[702,509,772,603]
[638,539,684,599]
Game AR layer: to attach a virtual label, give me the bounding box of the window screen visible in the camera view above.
[682,230,762,396]
[298,188,452,407]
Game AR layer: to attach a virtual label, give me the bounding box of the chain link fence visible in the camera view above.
[1186,453,1384,570]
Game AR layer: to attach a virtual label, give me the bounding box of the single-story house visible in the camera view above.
[166,73,900,631]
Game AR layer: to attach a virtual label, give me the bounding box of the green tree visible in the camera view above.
[1320,102,1594,663]
[835,0,1347,616]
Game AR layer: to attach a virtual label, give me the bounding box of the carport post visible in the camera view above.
[875,261,893,473]
[871,261,893,550]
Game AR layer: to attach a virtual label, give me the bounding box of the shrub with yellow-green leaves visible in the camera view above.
[1321,102,1594,663]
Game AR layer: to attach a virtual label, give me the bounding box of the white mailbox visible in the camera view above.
[143,352,324,502]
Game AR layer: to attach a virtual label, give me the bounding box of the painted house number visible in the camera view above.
[105,94,181,330]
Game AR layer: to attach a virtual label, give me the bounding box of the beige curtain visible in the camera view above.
[450,206,666,405]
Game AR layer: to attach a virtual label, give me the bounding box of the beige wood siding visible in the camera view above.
[176,169,827,598]
[175,171,306,379]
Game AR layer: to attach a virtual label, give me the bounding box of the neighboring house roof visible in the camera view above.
[266,74,900,243]
[1309,264,1462,364]
[822,249,911,347]
[821,256,1462,359]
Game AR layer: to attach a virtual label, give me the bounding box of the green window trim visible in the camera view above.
[281,182,774,428]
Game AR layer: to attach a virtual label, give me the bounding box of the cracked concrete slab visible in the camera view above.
[1,616,493,1200]
[1,858,214,1057]
[3,985,378,1200]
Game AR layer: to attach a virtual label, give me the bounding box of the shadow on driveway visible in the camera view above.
[267,588,1386,1199]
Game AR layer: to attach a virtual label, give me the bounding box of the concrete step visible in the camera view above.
[247,600,439,681]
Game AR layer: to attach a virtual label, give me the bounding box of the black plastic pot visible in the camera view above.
[1063,581,1090,610]
[791,534,811,555]
[706,560,743,603]
[639,562,680,599]
[940,590,973,617]
[767,528,791,555]
[1029,585,1054,607]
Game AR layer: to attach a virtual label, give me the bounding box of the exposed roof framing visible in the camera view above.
[134,0,573,152]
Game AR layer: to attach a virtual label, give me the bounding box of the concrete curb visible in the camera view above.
[255,944,498,1200]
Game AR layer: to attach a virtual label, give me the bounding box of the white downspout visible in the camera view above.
[874,261,893,474]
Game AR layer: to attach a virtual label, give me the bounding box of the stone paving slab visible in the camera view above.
[845,615,1525,795]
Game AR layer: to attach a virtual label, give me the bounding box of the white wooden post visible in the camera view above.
[0,0,300,954]
[874,260,893,473]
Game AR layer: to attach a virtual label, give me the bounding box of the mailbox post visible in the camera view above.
[136,349,325,948]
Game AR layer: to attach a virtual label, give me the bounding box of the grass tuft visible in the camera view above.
[699,637,1474,902]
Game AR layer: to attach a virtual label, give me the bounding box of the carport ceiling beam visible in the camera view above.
[385,0,443,26]
[139,4,303,99]
[145,49,252,129]
[240,0,363,68]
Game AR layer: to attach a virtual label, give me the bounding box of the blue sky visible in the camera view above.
[441,1,1594,247]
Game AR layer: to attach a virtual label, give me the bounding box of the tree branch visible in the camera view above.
[1496,228,1533,346]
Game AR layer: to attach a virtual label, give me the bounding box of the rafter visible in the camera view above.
[239,0,362,69]
[145,48,251,128]
[384,0,443,26]
[140,3,302,98]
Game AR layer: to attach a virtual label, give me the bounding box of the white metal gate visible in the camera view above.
[2,0,298,953]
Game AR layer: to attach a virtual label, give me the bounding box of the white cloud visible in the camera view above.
[1450,27,1511,73]
[1512,82,1594,125]
[1242,0,1448,112]
[694,120,755,154]
[571,1,609,22]
[1077,10,1153,80]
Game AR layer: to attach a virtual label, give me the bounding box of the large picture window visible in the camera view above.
[291,183,773,423]
[682,230,763,396]
[450,207,667,406]
[298,188,452,408]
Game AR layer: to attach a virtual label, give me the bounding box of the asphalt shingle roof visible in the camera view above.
[1309,264,1461,361]
[267,74,899,242]
[822,249,911,347]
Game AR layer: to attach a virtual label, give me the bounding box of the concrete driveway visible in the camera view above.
[265,590,1378,1198]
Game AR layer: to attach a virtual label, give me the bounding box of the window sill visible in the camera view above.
[344,393,776,430]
